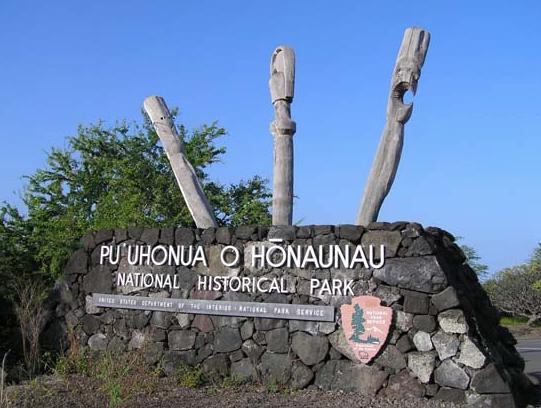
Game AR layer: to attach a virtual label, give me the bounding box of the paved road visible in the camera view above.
[517,339,541,386]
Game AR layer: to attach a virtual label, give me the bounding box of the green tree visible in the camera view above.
[1,110,271,281]
[456,237,489,279]
[0,110,272,366]
[484,244,541,326]
[349,304,366,343]
[529,243,541,295]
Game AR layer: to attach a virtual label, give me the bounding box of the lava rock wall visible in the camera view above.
[47,223,533,407]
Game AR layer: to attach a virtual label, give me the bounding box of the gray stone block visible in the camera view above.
[431,287,460,312]
[88,333,108,351]
[128,330,147,350]
[202,354,229,379]
[163,350,196,376]
[433,387,466,403]
[82,266,112,294]
[259,352,292,384]
[143,342,164,365]
[470,364,511,394]
[408,351,436,383]
[175,228,195,245]
[374,345,406,371]
[373,256,447,293]
[235,225,257,240]
[200,228,215,244]
[290,361,313,389]
[242,339,264,362]
[158,228,174,245]
[214,327,242,353]
[457,336,486,369]
[403,290,429,314]
[265,328,289,353]
[240,320,254,340]
[81,315,100,335]
[413,315,436,332]
[318,360,388,395]
[296,226,312,239]
[168,330,196,351]
[215,227,233,244]
[230,358,256,381]
[381,370,425,399]
[405,237,434,256]
[432,331,460,360]
[396,334,414,353]
[413,331,433,352]
[434,359,470,390]
[394,311,414,332]
[140,228,159,245]
[438,309,467,334]
[374,285,402,306]
[64,249,88,275]
[361,230,402,257]
[465,393,516,408]
[292,332,328,366]
[268,226,296,241]
[313,225,333,235]
[337,224,363,242]
[94,230,113,244]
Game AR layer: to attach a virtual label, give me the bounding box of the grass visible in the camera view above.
[174,364,204,389]
[49,345,160,407]
[265,380,291,395]
[500,316,529,326]
[220,375,245,390]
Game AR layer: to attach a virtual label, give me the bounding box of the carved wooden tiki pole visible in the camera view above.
[356,28,430,226]
[269,46,296,225]
[143,96,218,228]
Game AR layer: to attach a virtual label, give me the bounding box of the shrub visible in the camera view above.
[174,364,204,388]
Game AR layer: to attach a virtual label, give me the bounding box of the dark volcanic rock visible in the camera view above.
[373,256,447,293]
[259,352,292,384]
[214,327,242,353]
[82,266,112,294]
[291,333,328,366]
[413,315,437,332]
[265,328,289,353]
[381,370,425,399]
[168,330,196,351]
[403,290,429,314]
[470,363,511,394]
[431,286,461,311]
[316,360,388,395]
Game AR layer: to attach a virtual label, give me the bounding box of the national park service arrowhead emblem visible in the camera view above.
[340,295,393,364]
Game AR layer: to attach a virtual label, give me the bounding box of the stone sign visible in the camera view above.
[43,223,533,407]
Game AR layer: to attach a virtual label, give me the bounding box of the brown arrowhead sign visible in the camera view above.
[340,295,393,364]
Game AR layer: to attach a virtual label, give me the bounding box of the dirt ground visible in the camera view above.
[4,375,463,408]
[4,325,540,408]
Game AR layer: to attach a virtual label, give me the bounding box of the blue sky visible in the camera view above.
[1,1,540,276]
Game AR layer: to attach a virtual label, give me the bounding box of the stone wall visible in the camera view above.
[47,223,534,407]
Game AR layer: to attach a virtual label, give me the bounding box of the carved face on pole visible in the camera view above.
[388,29,430,124]
[269,46,295,105]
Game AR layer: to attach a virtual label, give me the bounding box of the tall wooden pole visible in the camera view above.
[144,96,218,228]
[269,46,296,225]
[356,28,430,226]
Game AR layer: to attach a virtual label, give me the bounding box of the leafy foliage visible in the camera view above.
[0,110,271,365]
[6,112,270,280]
[456,237,489,279]
[484,243,541,326]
